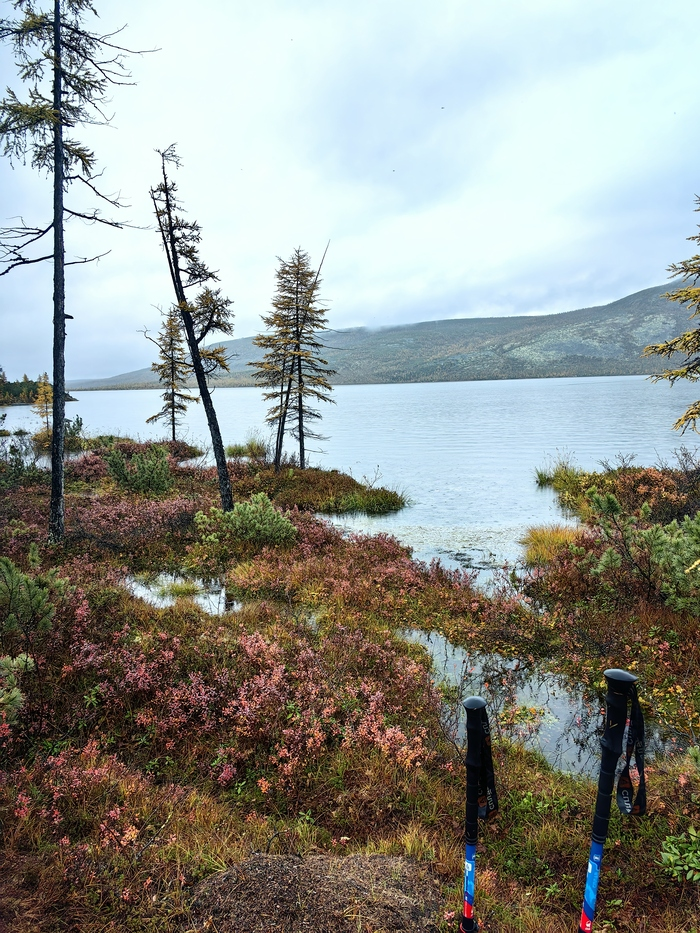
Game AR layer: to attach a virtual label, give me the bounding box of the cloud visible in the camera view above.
[1,0,699,379]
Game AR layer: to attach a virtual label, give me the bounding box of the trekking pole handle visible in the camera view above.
[459,696,486,933]
[464,696,486,845]
[579,669,638,933]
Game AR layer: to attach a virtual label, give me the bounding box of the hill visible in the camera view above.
[67,283,687,390]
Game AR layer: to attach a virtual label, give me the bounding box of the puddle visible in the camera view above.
[126,573,242,615]
[407,629,687,776]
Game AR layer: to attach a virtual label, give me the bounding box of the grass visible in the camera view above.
[225,430,270,460]
[520,523,579,566]
[155,577,202,600]
[317,486,407,515]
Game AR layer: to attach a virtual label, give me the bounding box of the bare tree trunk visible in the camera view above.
[274,369,294,472]
[156,169,233,510]
[294,277,305,469]
[48,0,65,544]
[170,354,176,442]
[296,351,305,469]
[179,305,233,509]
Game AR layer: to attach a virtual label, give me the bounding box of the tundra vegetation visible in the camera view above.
[0,428,698,932]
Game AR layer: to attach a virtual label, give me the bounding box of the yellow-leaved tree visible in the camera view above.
[31,373,52,446]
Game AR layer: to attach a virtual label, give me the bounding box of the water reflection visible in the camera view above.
[407,629,683,776]
[126,573,241,615]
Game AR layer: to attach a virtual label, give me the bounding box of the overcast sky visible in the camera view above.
[1,0,700,380]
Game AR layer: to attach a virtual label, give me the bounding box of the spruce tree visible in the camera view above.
[251,247,334,470]
[0,1,140,542]
[144,307,199,442]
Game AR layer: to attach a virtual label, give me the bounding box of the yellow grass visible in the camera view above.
[520,524,579,566]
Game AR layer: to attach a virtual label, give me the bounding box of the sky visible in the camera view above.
[1,0,700,380]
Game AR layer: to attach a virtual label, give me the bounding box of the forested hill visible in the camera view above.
[68,283,688,389]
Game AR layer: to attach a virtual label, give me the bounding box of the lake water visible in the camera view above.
[4,375,698,568]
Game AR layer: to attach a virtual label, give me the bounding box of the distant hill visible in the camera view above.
[68,284,687,390]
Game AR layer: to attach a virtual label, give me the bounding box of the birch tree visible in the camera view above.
[0,0,140,542]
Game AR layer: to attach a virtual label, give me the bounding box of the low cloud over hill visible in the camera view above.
[68,284,686,390]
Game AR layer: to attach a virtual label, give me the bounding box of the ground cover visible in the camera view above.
[0,441,698,931]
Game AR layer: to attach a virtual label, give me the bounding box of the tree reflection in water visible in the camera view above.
[406,629,682,776]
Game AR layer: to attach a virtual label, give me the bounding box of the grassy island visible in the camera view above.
[0,441,698,932]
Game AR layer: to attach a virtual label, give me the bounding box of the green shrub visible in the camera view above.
[105,444,173,495]
[0,557,60,658]
[585,490,700,612]
[191,493,297,566]
[0,653,35,724]
[64,414,85,453]
[660,826,700,883]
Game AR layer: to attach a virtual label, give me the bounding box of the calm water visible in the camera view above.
[5,375,698,567]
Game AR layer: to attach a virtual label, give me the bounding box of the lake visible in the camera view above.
[4,374,698,568]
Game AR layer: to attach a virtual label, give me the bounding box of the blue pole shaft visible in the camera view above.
[578,669,636,933]
[460,697,486,933]
[462,842,477,925]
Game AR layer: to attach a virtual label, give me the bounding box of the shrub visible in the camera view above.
[105,444,173,495]
[31,427,52,453]
[537,454,700,524]
[68,496,198,560]
[0,433,47,489]
[660,826,700,883]
[164,438,203,461]
[66,452,109,484]
[0,653,35,725]
[0,556,59,658]
[191,493,298,567]
[64,415,85,453]
[525,490,700,614]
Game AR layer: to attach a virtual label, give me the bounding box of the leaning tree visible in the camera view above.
[251,246,334,470]
[0,0,142,542]
[150,145,234,510]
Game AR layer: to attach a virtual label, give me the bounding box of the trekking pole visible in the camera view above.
[458,696,498,933]
[579,668,639,933]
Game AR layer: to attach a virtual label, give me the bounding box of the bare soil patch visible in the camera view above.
[183,853,443,933]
